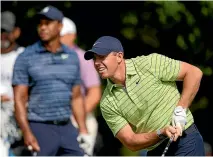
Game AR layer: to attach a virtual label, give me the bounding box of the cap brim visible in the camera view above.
[1,24,13,32]
[84,47,111,60]
[84,51,94,60]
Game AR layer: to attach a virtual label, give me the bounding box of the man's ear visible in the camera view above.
[69,33,77,43]
[117,52,124,63]
[12,27,21,40]
[58,22,63,33]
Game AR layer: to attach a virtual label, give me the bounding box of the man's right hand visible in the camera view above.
[162,125,182,142]
[23,131,40,152]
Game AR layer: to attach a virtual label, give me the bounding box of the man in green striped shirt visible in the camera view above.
[84,36,205,156]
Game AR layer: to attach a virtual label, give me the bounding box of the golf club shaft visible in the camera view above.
[161,136,174,157]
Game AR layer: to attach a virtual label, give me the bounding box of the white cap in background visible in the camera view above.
[60,17,77,36]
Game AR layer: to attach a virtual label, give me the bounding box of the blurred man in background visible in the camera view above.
[12,6,89,156]
[1,11,25,156]
[60,17,102,155]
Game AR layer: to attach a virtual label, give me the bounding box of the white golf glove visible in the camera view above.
[77,133,93,156]
[172,106,187,136]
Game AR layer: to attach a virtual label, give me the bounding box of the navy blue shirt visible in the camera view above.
[12,41,81,121]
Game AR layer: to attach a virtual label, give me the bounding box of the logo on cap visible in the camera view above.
[93,42,101,46]
[42,7,49,13]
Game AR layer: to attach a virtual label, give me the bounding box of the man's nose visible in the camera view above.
[94,59,101,65]
[39,24,48,30]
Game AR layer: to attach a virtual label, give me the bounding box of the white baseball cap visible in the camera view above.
[60,17,77,36]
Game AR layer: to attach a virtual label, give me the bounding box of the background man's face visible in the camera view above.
[60,33,76,46]
[37,18,62,42]
[1,29,16,49]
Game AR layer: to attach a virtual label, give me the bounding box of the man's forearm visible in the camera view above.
[117,124,178,152]
[72,96,88,133]
[15,101,31,134]
[13,85,32,135]
[85,86,101,113]
[127,130,161,151]
[178,67,203,108]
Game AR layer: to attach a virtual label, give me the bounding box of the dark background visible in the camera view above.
[2,1,213,155]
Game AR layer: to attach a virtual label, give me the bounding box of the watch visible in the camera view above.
[156,129,167,140]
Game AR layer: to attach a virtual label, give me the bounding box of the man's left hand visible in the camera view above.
[77,133,93,155]
[172,106,187,136]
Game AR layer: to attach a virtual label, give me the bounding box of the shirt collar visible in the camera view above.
[35,41,68,54]
[125,59,137,76]
[106,79,115,93]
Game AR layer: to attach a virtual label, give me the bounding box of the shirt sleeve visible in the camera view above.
[12,53,30,86]
[72,55,82,86]
[100,100,128,136]
[146,53,180,81]
[81,59,101,88]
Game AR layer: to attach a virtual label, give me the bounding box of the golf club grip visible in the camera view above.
[161,136,174,157]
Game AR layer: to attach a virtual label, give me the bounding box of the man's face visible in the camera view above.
[37,19,62,42]
[94,52,121,79]
[1,29,14,49]
[60,33,76,46]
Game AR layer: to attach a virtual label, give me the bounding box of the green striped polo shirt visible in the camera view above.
[100,53,194,150]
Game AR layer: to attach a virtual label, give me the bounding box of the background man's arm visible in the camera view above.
[85,86,102,113]
[13,85,40,151]
[12,51,39,151]
[13,85,31,134]
[72,85,88,133]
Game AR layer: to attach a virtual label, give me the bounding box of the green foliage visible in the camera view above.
[205,49,213,61]
[122,12,138,25]
[190,97,209,112]
[199,66,213,76]
[200,1,213,16]
[139,26,159,48]
[121,27,136,40]
[64,1,72,8]
[120,1,213,113]
[121,12,138,40]
[26,8,36,18]
[121,1,213,73]
[155,1,188,26]
[176,35,188,50]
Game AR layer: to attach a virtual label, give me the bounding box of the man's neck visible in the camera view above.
[43,38,61,53]
[110,60,126,86]
[68,42,75,49]
[1,43,17,54]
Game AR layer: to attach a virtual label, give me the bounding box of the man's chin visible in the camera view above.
[100,75,109,79]
[40,38,50,42]
[39,36,50,42]
[1,41,11,49]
